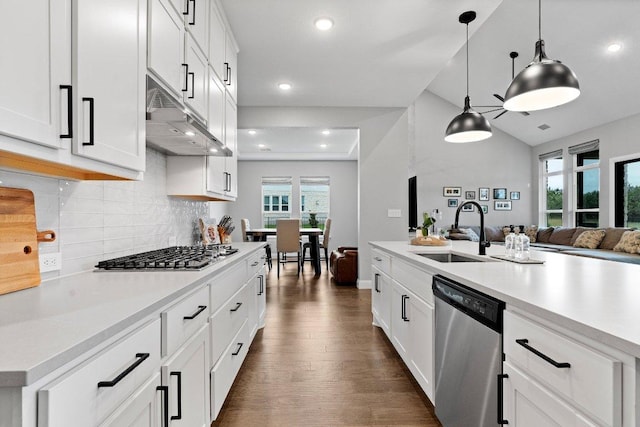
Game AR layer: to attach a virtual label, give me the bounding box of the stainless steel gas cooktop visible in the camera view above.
[95,245,237,271]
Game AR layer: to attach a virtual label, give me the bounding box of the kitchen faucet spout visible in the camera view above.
[454,201,491,255]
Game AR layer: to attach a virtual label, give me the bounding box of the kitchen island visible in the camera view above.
[0,242,267,427]
[370,240,640,427]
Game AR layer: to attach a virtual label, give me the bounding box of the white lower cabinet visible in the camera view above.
[371,267,391,336]
[502,362,598,427]
[99,373,162,427]
[390,281,411,362]
[161,324,210,427]
[255,266,267,331]
[407,291,434,399]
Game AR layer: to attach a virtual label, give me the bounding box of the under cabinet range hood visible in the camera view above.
[145,76,231,156]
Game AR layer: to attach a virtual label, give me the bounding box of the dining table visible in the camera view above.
[245,228,323,276]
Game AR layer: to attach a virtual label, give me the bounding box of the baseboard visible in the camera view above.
[357,279,372,289]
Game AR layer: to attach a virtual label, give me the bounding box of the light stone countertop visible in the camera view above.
[370,240,640,359]
[0,242,265,387]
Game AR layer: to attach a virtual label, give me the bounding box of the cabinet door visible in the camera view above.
[408,295,434,400]
[208,3,226,82]
[162,325,209,427]
[206,156,227,195]
[183,0,208,56]
[0,0,69,148]
[391,281,410,362]
[224,34,238,103]
[224,98,237,197]
[207,68,225,143]
[372,269,391,337]
[99,373,161,427]
[256,269,267,328]
[148,0,185,95]
[503,362,598,427]
[183,34,208,120]
[72,0,146,172]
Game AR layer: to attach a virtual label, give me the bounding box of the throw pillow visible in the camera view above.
[548,227,577,246]
[536,227,554,243]
[573,229,606,249]
[599,227,631,250]
[524,225,538,243]
[460,228,480,242]
[570,227,588,245]
[613,230,640,253]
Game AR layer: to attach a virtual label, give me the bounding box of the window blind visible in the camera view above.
[568,139,599,155]
[538,149,563,161]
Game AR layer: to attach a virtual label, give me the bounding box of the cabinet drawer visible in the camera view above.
[39,319,161,427]
[392,257,433,305]
[210,260,247,314]
[162,285,209,357]
[504,310,621,426]
[371,249,391,276]
[247,249,265,279]
[209,283,249,367]
[210,319,250,420]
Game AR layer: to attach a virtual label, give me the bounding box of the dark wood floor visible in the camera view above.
[212,261,441,426]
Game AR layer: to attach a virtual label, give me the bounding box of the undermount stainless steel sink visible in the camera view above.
[417,253,495,263]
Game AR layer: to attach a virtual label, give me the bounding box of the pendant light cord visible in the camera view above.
[465,22,469,97]
[538,0,542,41]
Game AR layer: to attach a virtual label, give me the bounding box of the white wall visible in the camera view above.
[412,91,534,228]
[0,148,211,279]
[227,161,358,252]
[531,112,640,227]
[238,106,409,286]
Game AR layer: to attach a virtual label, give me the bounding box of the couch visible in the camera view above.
[449,225,640,265]
[330,246,358,284]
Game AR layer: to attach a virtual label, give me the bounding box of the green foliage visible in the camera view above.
[546,188,563,210]
[309,213,318,228]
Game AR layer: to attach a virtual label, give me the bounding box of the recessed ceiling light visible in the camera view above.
[248,130,257,135]
[320,144,328,148]
[258,144,265,148]
[607,43,622,53]
[314,17,334,31]
[209,148,218,153]
[322,130,331,135]
[185,131,195,137]
[278,82,292,91]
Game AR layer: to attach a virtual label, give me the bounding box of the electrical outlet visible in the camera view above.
[40,252,62,272]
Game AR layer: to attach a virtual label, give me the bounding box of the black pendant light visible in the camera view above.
[503,0,580,112]
[445,11,492,143]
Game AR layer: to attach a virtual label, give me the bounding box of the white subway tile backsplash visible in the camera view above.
[1,147,212,279]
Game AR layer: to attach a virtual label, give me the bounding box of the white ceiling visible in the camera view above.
[223,0,640,155]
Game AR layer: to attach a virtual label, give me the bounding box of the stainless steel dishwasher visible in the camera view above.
[432,275,506,427]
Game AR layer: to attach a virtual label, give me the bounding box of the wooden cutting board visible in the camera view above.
[0,187,56,295]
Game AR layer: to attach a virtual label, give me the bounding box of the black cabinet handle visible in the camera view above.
[170,371,182,420]
[232,342,243,356]
[223,62,230,83]
[251,261,259,267]
[59,85,73,138]
[187,0,196,25]
[188,72,195,99]
[515,339,571,368]
[374,273,380,293]
[82,97,94,146]
[230,302,242,312]
[181,64,189,91]
[182,0,189,15]
[374,257,382,262]
[497,374,509,424]
[97,353,149,387]
[183,305,207,320]
[156,385,169,427]
[226,65,231,86]
[258,275,264,295]
[401,295,409,321]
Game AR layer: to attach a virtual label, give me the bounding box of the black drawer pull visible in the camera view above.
[188,0,195,25]
[97,353,149,387]
[182,0,189,15]
[401,295,410,321]
[374,273,380,293]
[59,85,73,138]
[251,261,259,267]
[497,374,509,424]
[374,256,382,262]
[188,72,195,99]
[230,302,242,312]
[232,342,243,356]
[170,371,182,420]
[258,275,264,295]
[183,305,207,320]
[157,385,169,427]
[223,62,230,83]
[181,63,189,91]
[82,97,94,146]
[515,339,571,368]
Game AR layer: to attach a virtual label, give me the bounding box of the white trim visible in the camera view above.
[572,150,600,227]
[357,278,372,290]
[608,152,640,227]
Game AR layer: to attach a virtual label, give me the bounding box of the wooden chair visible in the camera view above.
[303,218,331,270]
[276,219,301,278]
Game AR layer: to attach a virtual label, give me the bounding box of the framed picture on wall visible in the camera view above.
[462,203,474,212]
[510,191,520,200]
[479,188,490,201]
[443,187,462,197]
[448,198,459,208]
[493,188,507,199]
[481,205,489,214]
[465,191,476,200]
[494,200,512,211]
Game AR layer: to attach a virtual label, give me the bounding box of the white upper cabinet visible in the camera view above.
[72,0,147,172]
[0,0,70,149]
[184,34,208,120]
[224,97,237,197]
[208,3,226,82]
[224,32,238,103]
[148,0,186,96]
[183,0,208,56]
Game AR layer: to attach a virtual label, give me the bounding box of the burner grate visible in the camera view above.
[95,245,237,271]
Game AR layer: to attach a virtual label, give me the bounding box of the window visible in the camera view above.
[540,150,564,226]
[615,157,640,228]
[570,141,599,227]
[261,177,292,227]
[300,177,330,229]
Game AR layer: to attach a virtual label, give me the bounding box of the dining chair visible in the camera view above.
[276,219,301,278]
[302,217,331,270]
[242,218,272,270]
